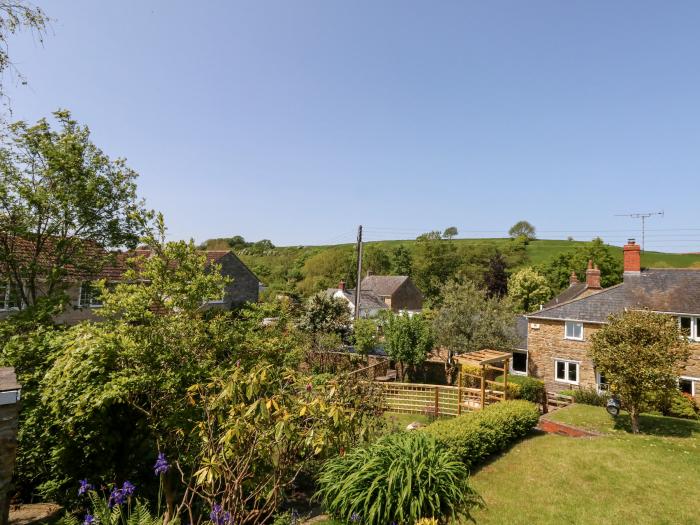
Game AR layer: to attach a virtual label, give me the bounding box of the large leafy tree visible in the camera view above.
[539,237,622,293]
[507,267,552,312]
[391,245,413,276]
[0,110,150,311]
[589,310,690,433]
[508,220,536,242]
[12,220,231,510]
[433,281,518,378]
[382,312,433,381]
[412,231,460,304]
[362,245,392,276]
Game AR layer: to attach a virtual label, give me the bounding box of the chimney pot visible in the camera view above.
[586,260,602,289]
[338,280,345,291]
[569,271,579,285]
[623,239,641,273]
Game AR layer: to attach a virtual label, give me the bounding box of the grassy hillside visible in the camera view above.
[205,237,700,294]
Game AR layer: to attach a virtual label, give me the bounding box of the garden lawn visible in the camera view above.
[469,405,700,525]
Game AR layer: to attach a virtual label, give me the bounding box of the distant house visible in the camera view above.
[325,281,388,319]
[0,247,260,325]
[360,275,424,312]
[522,239,700,400]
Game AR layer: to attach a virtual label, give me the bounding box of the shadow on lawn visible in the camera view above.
[612,412,699,437]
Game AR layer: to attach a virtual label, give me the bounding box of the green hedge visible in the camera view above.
[422,400,540,468]
[494,374,546,404]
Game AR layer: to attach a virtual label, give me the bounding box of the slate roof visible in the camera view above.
[325,288,389,310]
[0,367,20,392]
[528,269,700,323]
[542,282,589,309]
[360,275,409,296]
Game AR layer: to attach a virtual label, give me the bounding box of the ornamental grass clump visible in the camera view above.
[315,432,482,525]
[422,400,540,468]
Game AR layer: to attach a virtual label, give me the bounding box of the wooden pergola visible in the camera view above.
[453,349,512,413]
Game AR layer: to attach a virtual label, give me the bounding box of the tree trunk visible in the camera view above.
[630,406,640,434]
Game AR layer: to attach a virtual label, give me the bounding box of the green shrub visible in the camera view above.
[494,375,545,404]
[422,400,540,468]
[315,432,482,525]
[568,388,607,407]
[668,393,700,420]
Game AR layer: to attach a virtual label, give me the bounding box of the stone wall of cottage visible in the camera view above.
[0,369,20,525]
[527,318,601,393]
[528,318,700,398]
[390,280,424,311]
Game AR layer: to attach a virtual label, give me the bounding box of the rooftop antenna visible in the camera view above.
[614,211,664,252]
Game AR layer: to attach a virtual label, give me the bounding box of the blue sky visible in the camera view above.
[5,1,700,251]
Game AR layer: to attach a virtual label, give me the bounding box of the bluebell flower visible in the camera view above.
[78,479,93,496]
[108,487,126,508]
[154,452,170,475]
[121,480,136,497]
[83,514,95,525]
[209,503,232,525]
[350,513,360,523]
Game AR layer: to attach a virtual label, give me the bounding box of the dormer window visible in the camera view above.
[564,321,583,341]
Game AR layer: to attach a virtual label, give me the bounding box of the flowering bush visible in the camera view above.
[59,480,178,525]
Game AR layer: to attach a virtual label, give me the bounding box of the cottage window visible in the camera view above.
[555,359,579,385]
[79,282,104,307]
[0,282,22,311]
[596,371,608,393]
[679,377,697,397]
[678,316,700,341]
[564,321,583,340]
[511,351,528,375]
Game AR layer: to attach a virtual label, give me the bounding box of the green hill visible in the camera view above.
[201,237,700,296]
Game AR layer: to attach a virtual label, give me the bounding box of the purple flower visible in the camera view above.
[108,487,126,509]
[121,480,136,497]
[154,452,170,475]
[78,479,93,496]
[83,514,95,525]
[350,513,360,523]
[210,503,232,525]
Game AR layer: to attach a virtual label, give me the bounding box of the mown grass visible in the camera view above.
[469,405,700,525]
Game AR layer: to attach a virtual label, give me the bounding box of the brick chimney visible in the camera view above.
[623,238,641,274]
[569,271,579,286]
[586,260,601,289]
[338,280,345,291]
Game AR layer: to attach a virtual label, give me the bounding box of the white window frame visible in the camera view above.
[554,359,580,385]
[564,321,584,341]
[510,350,528,376]
[595,371,608,394]
[678,316,700,342]
[0,282,22,311]
[679,376,698,397]
[79,281,104,308]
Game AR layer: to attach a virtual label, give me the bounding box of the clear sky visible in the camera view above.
[5,1,700,251]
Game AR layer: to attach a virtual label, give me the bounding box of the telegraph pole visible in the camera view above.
[353,225,363,320]
[615,211,664,252]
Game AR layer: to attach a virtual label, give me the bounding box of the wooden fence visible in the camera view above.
[377,381,506,417]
